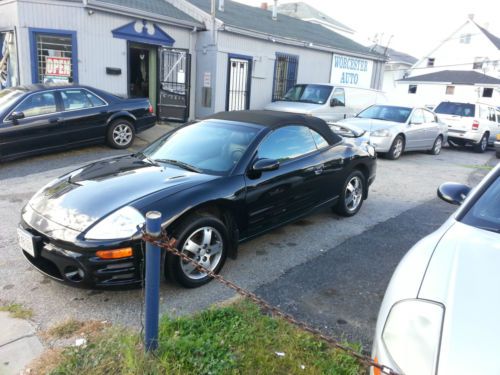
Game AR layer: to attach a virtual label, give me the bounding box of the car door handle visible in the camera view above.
[48,117,62,124]
[314,165,324,175]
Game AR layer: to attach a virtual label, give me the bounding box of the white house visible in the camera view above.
[370,46,417,94]
[393,17,500,107]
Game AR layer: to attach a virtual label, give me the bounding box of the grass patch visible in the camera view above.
[461,164,494,170]
[0,303,33,320]
[46,319,85,339]
[48,300,362,375]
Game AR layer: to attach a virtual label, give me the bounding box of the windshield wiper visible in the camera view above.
[135,152,159,166]
[155,159,202,173]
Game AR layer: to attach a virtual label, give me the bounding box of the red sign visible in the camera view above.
[45,57,71,77]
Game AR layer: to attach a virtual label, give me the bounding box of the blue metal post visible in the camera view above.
[145,211,162,352]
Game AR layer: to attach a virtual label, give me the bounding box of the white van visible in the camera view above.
[434,101,500,153]
[264,84,387,122]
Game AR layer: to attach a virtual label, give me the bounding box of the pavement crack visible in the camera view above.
[0,333,37,348]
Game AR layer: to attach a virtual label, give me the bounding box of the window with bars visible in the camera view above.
[272,53,299,101]
[32,32,75,84]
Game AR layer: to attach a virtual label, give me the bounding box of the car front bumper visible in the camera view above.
[19,216,144,289]
[368,136,393,153]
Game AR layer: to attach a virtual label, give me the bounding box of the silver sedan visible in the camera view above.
[371,162,500,375]
[337,105,448,160]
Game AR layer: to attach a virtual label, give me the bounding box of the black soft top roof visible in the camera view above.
[206,110,341,145]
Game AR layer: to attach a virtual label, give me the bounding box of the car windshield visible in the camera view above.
[142,120,260,175]
[0,88,25,114]
[282,84,333,105]
[357,105,412,123]
[434,102,475,117]
[461,176,500,233]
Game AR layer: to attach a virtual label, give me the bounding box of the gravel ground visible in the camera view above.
[0,139,496,332]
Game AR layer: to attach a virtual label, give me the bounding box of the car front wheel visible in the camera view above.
[166,215,228,288]
[334,170,365,217]
[386,135,404,160]
[107,119,135,149]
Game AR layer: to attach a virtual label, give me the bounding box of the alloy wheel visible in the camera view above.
[180,226,223,280]
[434,137,442,154]
[393,138,403,159]
[113,124,133,146]
[345,176,363,212]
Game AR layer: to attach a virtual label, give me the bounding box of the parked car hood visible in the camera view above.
[264,101,322,114]
[338,117,400,132]
[418,221,500,374]
[27,155,217,233]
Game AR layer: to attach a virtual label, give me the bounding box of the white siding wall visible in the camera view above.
[410,21,500,79]
[16,0,193,97]
[0,0,19,29]
[393,82,500,108]
[214,31,333,112]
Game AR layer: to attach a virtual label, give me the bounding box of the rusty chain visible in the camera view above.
[142,231,400,375]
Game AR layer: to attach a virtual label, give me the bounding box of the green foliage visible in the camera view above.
[50,300,362,375]
[0,303,33,319]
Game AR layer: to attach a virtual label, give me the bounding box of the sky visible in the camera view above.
[234,0,500,59]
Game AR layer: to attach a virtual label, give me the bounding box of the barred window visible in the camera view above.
[272,53,298,101]
[35,33,74,84]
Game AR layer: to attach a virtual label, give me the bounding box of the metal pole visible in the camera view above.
[145,211,162,352]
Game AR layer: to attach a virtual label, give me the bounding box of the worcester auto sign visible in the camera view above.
[330,54,373,88]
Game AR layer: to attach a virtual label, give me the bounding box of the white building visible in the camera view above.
[0,0,386,121]
[393,17,500,107]
[370,46,417,94]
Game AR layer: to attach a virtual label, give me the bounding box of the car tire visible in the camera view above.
[386,135,404,160]
[107,119,135,149]
[428,135,443,155]
[496,150,500,159]
[333,170,365,217]
[473,133,488,153]
[166,215,228,288]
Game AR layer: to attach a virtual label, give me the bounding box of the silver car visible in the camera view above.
[372,162,500,375]
[337,105,448,160]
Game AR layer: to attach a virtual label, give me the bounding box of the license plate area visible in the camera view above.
[17,228,39,258]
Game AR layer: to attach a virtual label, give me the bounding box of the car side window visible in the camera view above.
[85,90,106,107]
[423,110,436,123]
[61,89,94,111]
[488,107,496,122]
[14,91,57,118]
[496,111,500,124]
[331,88,345,106]
[258,126,318,162]
[410,109,425,124]
[310,129,329,149]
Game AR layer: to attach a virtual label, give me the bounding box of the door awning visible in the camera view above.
[112,20,175,46]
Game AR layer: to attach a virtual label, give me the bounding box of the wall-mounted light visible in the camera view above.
[140,52,145,60]
[87,9,94,15]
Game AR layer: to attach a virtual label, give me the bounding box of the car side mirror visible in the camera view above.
[10,111,25,122]
[252,158,280,172]
[330,98,344,107]
[437,182,471,205]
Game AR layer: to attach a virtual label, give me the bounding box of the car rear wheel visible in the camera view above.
[428,135,443,155]
[386,135,404,160]
[474,133,488,153]
[166,215,228,288]
[107,119,135,149]
[333,170,365,217]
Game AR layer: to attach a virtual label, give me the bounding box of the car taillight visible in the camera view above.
[148,103,154,114]
[472,120,479,130]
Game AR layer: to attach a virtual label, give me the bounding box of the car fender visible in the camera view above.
[106,111,137,126]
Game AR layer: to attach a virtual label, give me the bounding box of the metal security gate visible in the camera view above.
[158,48,190,122]
[226,56,252,111]
[272,53,299,101]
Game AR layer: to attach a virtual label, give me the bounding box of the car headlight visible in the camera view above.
[365,143,376,157]
[382,299,444,375]
[85,206,145,240]
[371,129,392,137]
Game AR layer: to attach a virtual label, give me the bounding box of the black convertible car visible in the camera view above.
[0,84,156,161]
[19,111,376,288]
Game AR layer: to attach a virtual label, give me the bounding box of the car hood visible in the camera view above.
[264,101,322,114]
[27,155,217,233]
[418,221,500,374]
[338,118,401,132]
